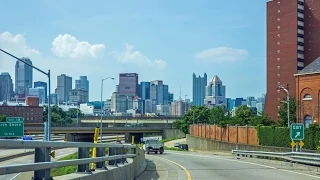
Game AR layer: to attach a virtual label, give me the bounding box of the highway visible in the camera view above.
[137,151,320,180]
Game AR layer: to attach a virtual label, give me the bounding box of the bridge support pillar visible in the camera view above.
[65,133,94,142]
[125,133,143,144]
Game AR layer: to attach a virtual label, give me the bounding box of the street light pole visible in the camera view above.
[0,49,52,141]
[184,95,188,115]
[100,77,115,143]
[279,85,290,127]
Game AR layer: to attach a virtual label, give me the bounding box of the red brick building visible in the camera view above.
[0,105,43,123]
[295,57,320,127]
[265,0,320,120]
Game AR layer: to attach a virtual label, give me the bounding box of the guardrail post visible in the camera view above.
[33,147,51,180]
[96,147,107,170]
[121,146,128,163]
[77,147,92,173]
[108,147,118,167]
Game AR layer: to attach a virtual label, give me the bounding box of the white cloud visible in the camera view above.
[51,34,105,59]
[112,43,167,69]
[194,47,249,63]
[0,31,40,57]
[0,32,109,100]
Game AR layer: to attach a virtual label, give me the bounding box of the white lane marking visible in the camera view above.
[167,152,320,179]
[9,173,20,180]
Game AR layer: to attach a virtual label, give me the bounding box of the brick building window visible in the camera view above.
[303,94,312,100]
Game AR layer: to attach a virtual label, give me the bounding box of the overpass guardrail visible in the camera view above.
[232,150,320,166]
[0,140,138,180]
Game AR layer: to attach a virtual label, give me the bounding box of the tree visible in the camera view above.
[234,105,256,125]
[66,108,84,118]
[209,106,230,125]
[43,105,76,124]
[0,114,7,122]
[278,96,296,127]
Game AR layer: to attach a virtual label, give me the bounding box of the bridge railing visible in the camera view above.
[232,150,320,166]
[0,140,137,180]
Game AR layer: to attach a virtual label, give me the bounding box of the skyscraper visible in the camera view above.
[150,80,164,105]
[118,73,138,96]
[265,0,320,120]
[15,57,33,97]
[163,84,169,105]
[0,72,13,101]
[204,75,226,108]
[192,73,207,106]
[75,76,89,100]
[140,82,151,100]
[34,81,47,103]
[56,74,72,103]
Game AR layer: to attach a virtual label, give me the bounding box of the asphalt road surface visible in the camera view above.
[137,151,320,180]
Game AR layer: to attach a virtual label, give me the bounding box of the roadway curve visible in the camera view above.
[137,151,320,180]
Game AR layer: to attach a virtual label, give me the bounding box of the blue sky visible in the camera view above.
[0,0,266,101]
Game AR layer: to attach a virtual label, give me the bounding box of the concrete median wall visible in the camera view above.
[55,148,146,180]
[162,129,185,139]
[186,134,317,153]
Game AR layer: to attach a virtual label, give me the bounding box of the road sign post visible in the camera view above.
[0,117,24,138]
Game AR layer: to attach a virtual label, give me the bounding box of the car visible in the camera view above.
[144,139,164,154]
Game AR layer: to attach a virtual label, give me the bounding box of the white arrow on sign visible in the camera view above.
[295,132,300,138]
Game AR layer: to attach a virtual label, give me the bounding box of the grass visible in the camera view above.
[51,153,78,177]
[160,138,180,143]
[164,146,184,151]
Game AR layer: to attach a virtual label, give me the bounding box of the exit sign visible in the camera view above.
[290,123,304,140]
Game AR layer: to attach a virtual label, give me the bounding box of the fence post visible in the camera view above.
[33,147,51,180]
[77,147,91,173]
[227,124,229,142]
[96,147,107,170]
[122,145,128,163]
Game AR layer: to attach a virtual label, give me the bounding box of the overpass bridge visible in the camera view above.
[24,126,183,143]
[24,127,163,134]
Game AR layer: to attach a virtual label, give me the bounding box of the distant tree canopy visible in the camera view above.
[43,105,84,124]
[278,96,297,126]
[0,114,7,122]
[177,105,277,134]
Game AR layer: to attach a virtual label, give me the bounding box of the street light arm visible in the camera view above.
[0,49,48,76]
[102,77,115,81]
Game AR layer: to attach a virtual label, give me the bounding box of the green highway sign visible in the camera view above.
[6,117,24,123]
[0,122,24,137]
[290,123,304,140]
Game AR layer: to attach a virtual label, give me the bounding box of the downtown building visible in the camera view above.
[0,72,14,102]
[265,0,320,120]
[204,75,227,108]
[56,74,72,103]
[111,73,138,113]
[15,57,33,98]
[192,73,207,106]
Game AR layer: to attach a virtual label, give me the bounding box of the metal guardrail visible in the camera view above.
[232,150,320,166]
[0,140,137,180]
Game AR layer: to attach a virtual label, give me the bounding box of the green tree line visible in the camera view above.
[43,105,84,124]
[174,96,298,134]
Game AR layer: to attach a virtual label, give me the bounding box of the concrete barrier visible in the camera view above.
[162,129,185,139]
[55,147,147,180]
[186,134,317,153]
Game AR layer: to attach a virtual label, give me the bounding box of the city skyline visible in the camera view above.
[0,0,266,101]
